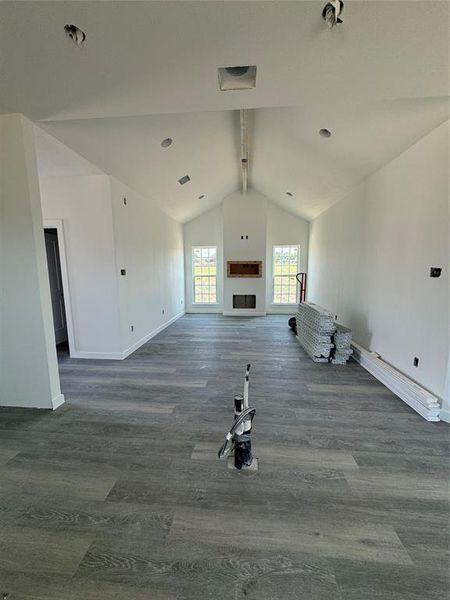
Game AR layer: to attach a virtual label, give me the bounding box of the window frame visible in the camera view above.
[192,245,218,305]
[272,245,300,305]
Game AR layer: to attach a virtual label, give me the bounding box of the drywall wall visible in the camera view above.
[308,121,449,399]
[184,205,223,313]
[39,175,123,358]
[442,361,450,422]
[0,114,62,408]
[266,202,309,313]
[110,177,185,355]
[184,196,310,314]
[223,190,268,315]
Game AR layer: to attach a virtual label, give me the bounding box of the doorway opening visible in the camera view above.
[44,226,71,358]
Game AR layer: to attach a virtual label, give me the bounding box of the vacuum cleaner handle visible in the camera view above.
[244,364,251,409]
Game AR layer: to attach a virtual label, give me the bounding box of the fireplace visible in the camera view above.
[233,294,256,309]
[227,261,262,278]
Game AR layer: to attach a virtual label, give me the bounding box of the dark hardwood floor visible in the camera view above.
[0,315,448,599]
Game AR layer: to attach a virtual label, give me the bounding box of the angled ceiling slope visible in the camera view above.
[1,1,448,222]
[40,111,241,223]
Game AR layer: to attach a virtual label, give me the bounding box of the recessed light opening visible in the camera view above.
[218,65,257,91]
[225,66,250,77]
[178,175,191,185]
[161,138,173,148]
[319,129,332,138]
[64,24,86,47]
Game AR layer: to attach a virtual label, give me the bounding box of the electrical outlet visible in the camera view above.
[430,267,442,278]
[123,197,127,206]
[181,299,183,305]
[413,357,419,367]
[130,325,134,332]
[335,315,338,321]
[120,269,126,276]
[162,309,165,315]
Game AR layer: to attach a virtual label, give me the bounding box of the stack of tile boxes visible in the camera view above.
[296,303,353,364]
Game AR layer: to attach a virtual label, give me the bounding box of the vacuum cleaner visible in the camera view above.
[218,364,256,470]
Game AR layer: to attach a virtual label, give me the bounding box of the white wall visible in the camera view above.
[184,194,310,315]
[309,121,449,399]
[223,190,268,315]
[0,114,62,408]
[266,202,310,313]
[110,177,185,355]
[40,175,123,358]
[184,205,223,313]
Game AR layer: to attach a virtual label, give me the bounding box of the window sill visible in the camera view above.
[271,303,298,307]
[192,303,220,307]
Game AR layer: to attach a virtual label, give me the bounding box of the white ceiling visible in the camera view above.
[1,1,448,222]
[34,126,102,178]
[40,111,241,222]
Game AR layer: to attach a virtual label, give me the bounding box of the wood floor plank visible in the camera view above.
[0,527,94,575]
[345,469,449,501]
[0,464,117,501]
[0,448,19,465]
[170,506,413,565]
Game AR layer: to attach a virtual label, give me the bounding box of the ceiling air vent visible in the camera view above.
[218,65,257,91]
[178,175,191,185]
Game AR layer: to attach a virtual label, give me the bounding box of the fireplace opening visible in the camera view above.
[227,261,262,278]
[233,294,256,309]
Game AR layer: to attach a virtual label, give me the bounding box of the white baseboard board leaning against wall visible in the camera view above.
[351,342,441,422]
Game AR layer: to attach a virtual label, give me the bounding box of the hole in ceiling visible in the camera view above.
[286,192,293,197]
[64,24,86,47]
[319,129,332,138]
[178,175,191,185]
[161,138,173,148]
[225,66,250,77]
[218,65,257,91]
[198,194,205,199]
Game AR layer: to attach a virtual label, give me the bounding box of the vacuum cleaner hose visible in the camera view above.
[217,406,256,459]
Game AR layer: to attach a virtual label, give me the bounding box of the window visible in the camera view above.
[193,246,217,304]
[273,245,300,304]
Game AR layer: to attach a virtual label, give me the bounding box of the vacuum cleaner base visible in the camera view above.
[227,456,259,471]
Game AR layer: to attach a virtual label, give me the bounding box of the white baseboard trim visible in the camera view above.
[71,312,185,361]
[222,311,267,317]
[71,350,124,360]
[351,342,441,422]
[121,311,185,359]
[52,393,65,410]
[187,307,223,314]
[439,409,450,423]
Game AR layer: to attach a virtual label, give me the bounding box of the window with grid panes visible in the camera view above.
[192,246,217,304]
[272,245,300,304]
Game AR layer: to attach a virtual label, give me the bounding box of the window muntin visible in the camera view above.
[273,245,299,304]
[193,246,217,304]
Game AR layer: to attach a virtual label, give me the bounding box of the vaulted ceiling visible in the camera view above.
[1,1,448,222]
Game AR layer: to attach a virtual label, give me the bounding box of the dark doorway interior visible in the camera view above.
[44,228,68,348]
